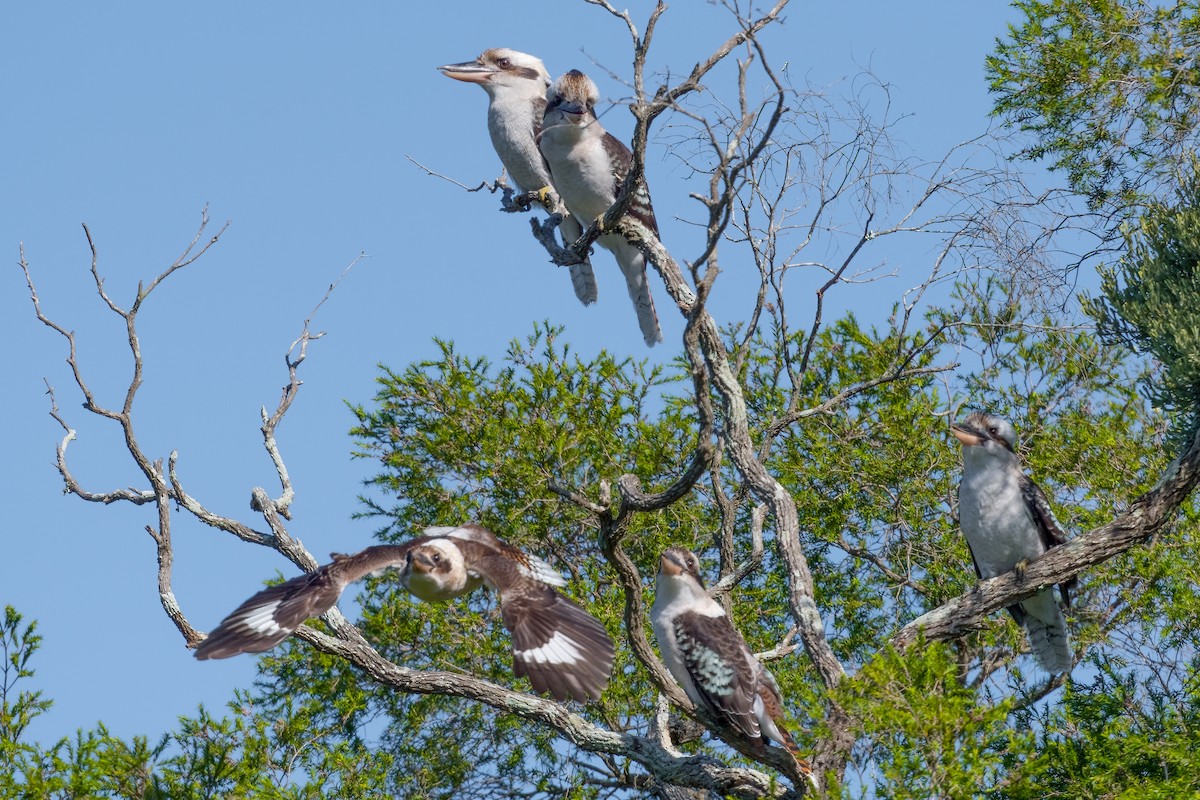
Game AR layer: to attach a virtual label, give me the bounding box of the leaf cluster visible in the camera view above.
[988,0,1200,216]
[1085,163,1200,446]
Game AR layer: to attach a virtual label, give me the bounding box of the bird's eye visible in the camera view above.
[497,58,511,69]
[988,426,998,435]
[432,553,442,563]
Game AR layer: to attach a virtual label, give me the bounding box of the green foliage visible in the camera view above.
[345,323,699,795]
[837,640,1021,800]
[12,296,1199,798]
[0,604,392,799]
[988,0,1200,213]
[1001,656,1200,799]
[1085,164,1200,445]
[1,606,52,750]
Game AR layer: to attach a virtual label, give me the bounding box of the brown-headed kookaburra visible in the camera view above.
[195,523,615,702]
[651,547,815,786]
[438,49,599,306]
[952,411,1073,674]
[540,69,664,347]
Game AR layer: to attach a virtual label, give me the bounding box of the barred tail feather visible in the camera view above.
[1022,588,1072,674]
[757,683,819,792]
[774,723,819,793]
[603,235,662,346]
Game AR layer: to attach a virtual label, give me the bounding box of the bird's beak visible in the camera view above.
[951,421,986,447]
[659,550,686,577]
[411,550,436,572]
[557,101,586,118]
[438,59,494,84]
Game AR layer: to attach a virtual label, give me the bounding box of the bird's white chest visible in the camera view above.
[958,462,1044,577]
[540,127,614,220]
[651,591,725,706]
[487,96,549,193]
[401,564,479,602]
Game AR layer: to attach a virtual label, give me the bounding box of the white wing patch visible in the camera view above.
[514,631,584,665]
[423,526,467,539]
[520,554,566,587]
[237,601,284,636]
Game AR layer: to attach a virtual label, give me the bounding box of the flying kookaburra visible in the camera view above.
[194,524,615,702]
[952,411,1073,674]
[651,547,815,787]
[438,48,599,306]
[539,69,664,347]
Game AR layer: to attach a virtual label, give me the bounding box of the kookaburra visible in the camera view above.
[952,411,1073,674]
[651,547,815,786]
[438,48,599,306]
[539,69,664,347]
[195,524,615,702]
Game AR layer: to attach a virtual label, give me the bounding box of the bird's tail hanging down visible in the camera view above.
[557,213,598,305]
[775,725,820,793]
[605,236,663,346]
[1022,588,1072,674]
[757,684,820,792]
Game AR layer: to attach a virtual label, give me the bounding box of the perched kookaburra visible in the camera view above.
[195,524,615,701]
[539,69,664,347]
[952,411,1073,674]
[651,547,815,786]
[438,48,599,306]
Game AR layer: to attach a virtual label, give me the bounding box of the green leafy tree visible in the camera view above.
[1,605,395,800]
[989,0,1200,221]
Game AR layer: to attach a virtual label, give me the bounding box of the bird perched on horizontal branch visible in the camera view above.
[439,48,598,306]
[539,69,664,347]
[651,547,816,788]
[952,411,1074,674]
[195,523,615,702]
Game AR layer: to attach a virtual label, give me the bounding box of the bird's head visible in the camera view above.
[438,48,551,95]
[545,69,599,124]
[951,411,1018,457]
[659,546,705,586]
[407,539,460,577]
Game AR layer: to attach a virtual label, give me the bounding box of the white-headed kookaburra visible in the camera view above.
[438,48,599,306]
[952,411,1074,674]
[539,69,664,347]
[651,547,815,785]
[195,524,615,701]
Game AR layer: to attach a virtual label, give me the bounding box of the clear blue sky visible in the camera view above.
[3,1,1027,745]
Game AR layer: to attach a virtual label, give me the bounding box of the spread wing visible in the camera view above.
[499,578,615,702]
[194,544,413,660]
[671,610,760,739]
[465,552,612,701]
[194,568,344,660]
[442,526,566,587]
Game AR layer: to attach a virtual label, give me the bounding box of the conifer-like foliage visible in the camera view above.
[1087,165,1200,445]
